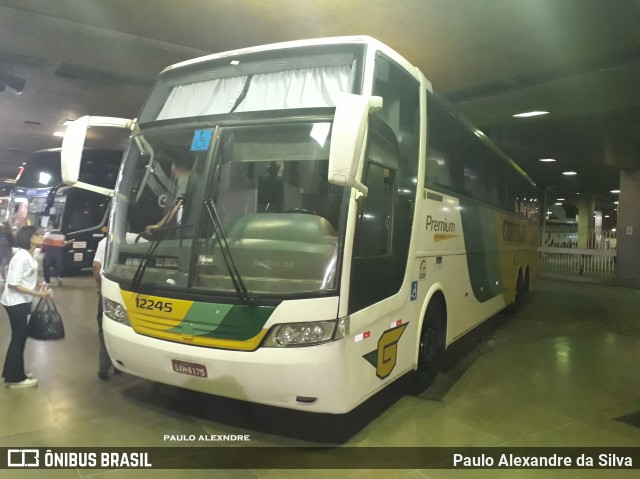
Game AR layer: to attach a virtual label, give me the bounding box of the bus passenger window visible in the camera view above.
[462,155,488,202]
[425,93,464,193]
[425,153,452,189]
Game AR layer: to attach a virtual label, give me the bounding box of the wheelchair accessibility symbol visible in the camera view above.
[190,129,213,151]
[411,281,418,301]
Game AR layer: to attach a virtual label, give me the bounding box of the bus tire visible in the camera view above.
[403,298,445,395]
[504,270,524,315]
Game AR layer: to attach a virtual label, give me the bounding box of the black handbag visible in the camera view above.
[27,298,65,340]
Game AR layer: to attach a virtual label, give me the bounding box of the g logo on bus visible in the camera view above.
[363,323,408,380]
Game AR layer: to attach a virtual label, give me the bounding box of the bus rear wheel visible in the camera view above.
[505,270,524,315]
[403,299,445,394]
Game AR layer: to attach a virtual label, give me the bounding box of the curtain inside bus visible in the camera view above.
[156,65,353,120]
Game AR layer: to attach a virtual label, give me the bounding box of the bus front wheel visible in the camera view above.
[403,299,445,394]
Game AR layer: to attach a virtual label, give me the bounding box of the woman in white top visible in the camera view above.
[1,226,53,388]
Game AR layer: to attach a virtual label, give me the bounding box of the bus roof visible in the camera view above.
[162,35,397,74]
[156,36,532,188]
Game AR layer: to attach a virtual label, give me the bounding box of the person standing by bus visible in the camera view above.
[1,226,53,388]
[0,222,13,281]
[43,221,65,286]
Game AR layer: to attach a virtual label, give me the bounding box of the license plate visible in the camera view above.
[171,359,207,378]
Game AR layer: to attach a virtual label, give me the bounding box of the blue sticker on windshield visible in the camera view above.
[190,129,213,151]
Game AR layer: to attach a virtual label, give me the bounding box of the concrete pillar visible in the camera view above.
[594,210,603,249]
[616,170,640,283]
[577,196,595,249]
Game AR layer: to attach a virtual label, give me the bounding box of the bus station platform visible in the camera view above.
[0,275,639,478]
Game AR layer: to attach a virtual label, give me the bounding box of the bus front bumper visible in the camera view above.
[103,318,353,414]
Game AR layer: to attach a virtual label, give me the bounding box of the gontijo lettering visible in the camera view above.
[503,220,527,242]
[426,215,456,232]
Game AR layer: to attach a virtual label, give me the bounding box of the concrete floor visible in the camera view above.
[0,274,639,478]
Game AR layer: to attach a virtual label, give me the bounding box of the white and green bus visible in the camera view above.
[61,36,538,413]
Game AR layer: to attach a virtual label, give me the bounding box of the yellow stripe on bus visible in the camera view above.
[121,290,193,329]
[433,233,459,242]
[131,323,269,351]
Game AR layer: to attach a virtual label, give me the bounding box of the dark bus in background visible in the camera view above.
[0,196,10,222]
[9,148,123,272]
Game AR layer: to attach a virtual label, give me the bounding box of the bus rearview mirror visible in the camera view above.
[328,93,383,197]
[61,116,90,186]
[61,116,134,196]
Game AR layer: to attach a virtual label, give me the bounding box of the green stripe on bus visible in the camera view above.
[459,199,503,302]
[168,302,274,341]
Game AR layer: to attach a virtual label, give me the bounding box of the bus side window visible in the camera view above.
[461,135,488,202]
[425,94,464,193]
[349,53,419,314]
[355,162,394,257]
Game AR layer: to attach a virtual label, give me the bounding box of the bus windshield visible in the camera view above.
[107,119,347,299]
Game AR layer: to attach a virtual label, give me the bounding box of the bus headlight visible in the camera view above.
[264,317,349,347]
[103,298,130,326]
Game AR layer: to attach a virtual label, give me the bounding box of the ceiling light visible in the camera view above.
[512,111,549,118]
[52,131,64,137]
[610,189,620,194]
[230,60,240,65]
[562,171,577,176]
[539,158,556,162]
[605,215,610,218]
[614,201,619,204]
[556,198,565,201]
[63,120,74,126]
[554,202,563,205]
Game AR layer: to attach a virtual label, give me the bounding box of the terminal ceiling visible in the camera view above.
[0,0,638,219]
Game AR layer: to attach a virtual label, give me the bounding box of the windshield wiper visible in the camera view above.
[130,195,186,290]
[203,197,253,305]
